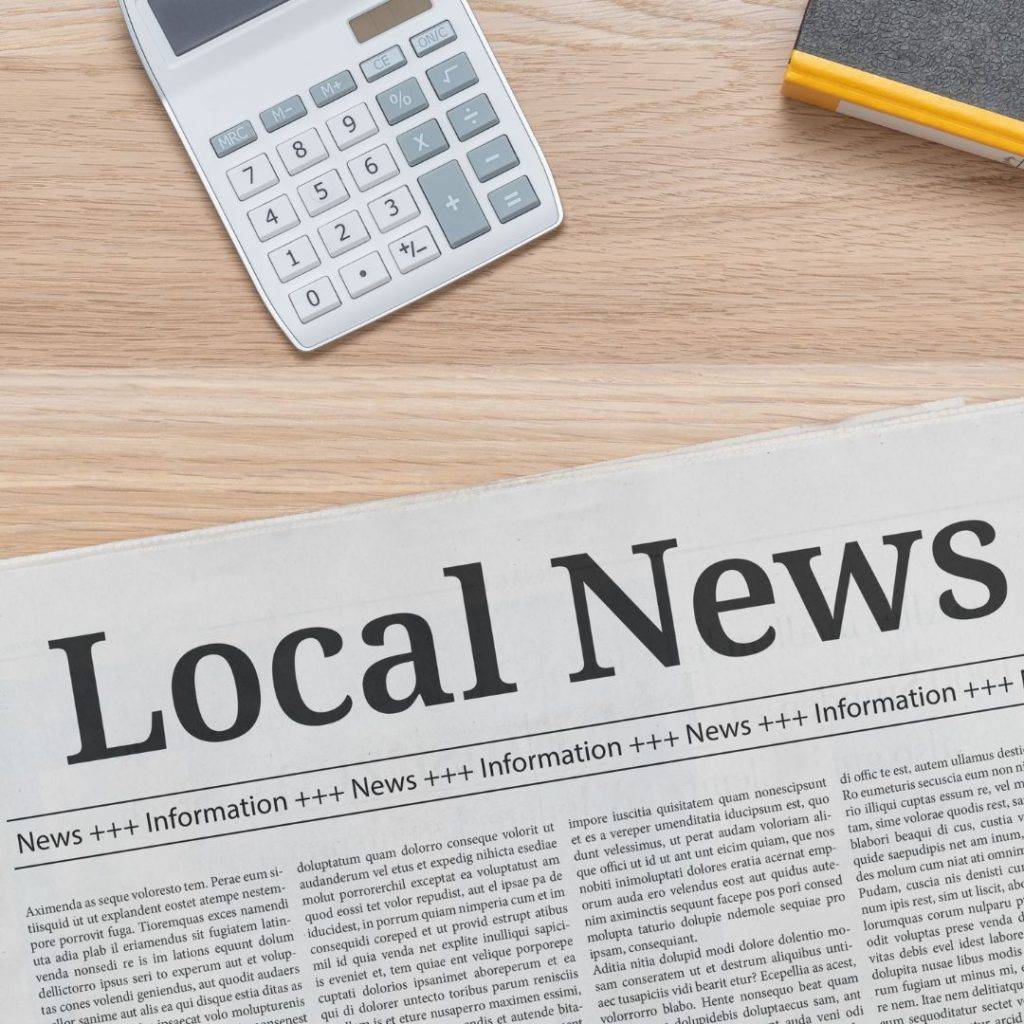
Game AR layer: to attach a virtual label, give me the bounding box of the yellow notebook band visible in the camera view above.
[783,51,1024,158]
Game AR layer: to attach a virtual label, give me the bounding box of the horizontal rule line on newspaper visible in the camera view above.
[9,649,1023,825]
[12,699,1020,871]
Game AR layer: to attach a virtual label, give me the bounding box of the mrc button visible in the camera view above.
[210,120,257,158]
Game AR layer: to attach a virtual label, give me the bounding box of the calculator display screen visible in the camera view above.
[148,0,292,56]
[350,0,432,43]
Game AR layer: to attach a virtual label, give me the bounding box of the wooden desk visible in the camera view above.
[2,0,1022,559]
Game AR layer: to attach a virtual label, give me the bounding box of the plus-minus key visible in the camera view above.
[418,160,491,248]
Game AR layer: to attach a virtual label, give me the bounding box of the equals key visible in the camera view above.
[488,176,541,224]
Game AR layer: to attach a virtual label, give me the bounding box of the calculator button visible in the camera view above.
[361,45,407,83]
[228,154,279,201]
[427,52,478,100]
[327,103,380,152]
[397,119,450,167]
[340,252,391,298]
[418,160,491,249]
[348,144,400,192]
[260,95,307,134]
[310,70,357,108]
[277,128,328,176]
[369,186,420,232]
[376,78,429,126]
[469,135,519,183]
[248,195,300,242]
[211,120,257,159]
[298,170,350,217]
[269,235,321,283]
[447,94,499,142]
[489,176,541,223]
[290,277,341,323]
[390,226,441,274]
[319,210,370,258]
[410,20,456,57]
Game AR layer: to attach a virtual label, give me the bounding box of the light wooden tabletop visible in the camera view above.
[2,0,1022,559]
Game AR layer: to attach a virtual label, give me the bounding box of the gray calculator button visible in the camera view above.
[361,44,407,82]
[427,52,478,100]
[260,95,307,133]
[211,120,257,158]
[447,93,498,142]
[410,20,456,57]
[310,70,357,108]
[418,160,491,249]
[488,175,540,223]
[376,77,429,126]
[469,135,519,182]
[397,119,450,167]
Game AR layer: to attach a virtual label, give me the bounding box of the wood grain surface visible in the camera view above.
[2,0,1022,559]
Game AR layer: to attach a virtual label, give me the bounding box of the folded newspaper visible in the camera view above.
[2,401,1023,1024]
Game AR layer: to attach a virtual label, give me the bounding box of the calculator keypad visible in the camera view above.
[419,160,491,248]
[298,170,350,217]
[361,45,407,83]
[270,235,321,283]
[448,94,498,142]
[391,226,441,274]
[328,103,380,152]
[291,277,341,322]
[469,135,519,182]
[310,71,357,109]
[349,144,400,192]
[427,52,478,101]
[410,21,456,58]
[341,252,392,298]
[249,195,300,242]
[377,78,429,126]
[319,211,371,257]
[228,154,279,201]
[261,95,307,134]
[278,128,329,176]
[369,186,420,232]
[215,11,553,345]
[489,176,540,223]
[397,119,449,167]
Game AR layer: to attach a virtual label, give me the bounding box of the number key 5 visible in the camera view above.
[298,170,350,217]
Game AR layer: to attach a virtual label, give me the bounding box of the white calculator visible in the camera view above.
[120,0,563,351]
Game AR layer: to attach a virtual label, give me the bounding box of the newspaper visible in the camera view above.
[2,400,1023,1024]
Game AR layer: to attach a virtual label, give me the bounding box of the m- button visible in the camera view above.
[260,95,307,133]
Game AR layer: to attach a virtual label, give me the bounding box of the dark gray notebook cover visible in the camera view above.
[796,0,1024,121]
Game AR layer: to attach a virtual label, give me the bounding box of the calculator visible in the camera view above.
[119,0,563,351]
